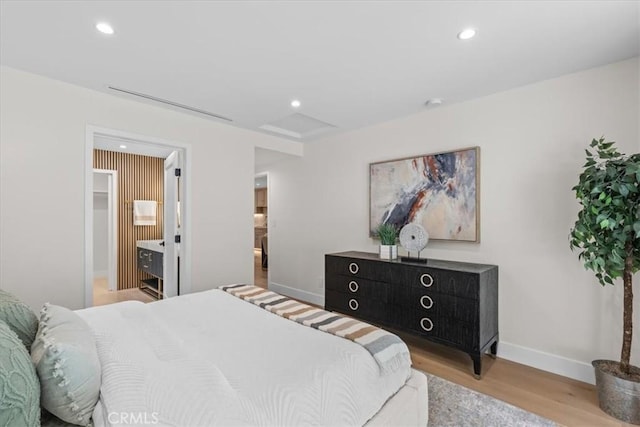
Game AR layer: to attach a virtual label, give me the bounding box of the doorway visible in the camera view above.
[84,126,191,308]
[92,169,118,298]
[254,173,269,288]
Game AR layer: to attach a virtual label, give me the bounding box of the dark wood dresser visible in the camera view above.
[325,251,498,378]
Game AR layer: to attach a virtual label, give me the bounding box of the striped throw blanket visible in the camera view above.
[219,284,411,375]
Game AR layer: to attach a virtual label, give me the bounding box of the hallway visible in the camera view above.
[254,249,267,288]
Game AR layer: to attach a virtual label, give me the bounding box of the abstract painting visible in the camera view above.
[370,147,479,242]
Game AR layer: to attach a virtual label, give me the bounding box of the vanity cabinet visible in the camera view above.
[255,188,267,213]
[325,251,498,378]
[255,188,267,208]
[137,247,163,299]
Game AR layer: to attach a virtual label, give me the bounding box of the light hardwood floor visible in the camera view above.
[402,333,630,427]
[93,277,155,306]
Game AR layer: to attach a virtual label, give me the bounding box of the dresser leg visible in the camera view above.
[489,341,498,359]
[470,353,482,379]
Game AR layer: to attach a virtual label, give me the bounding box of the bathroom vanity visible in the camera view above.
[137,240,164,299]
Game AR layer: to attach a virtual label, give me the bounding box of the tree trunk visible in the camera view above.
[621,240,634,374]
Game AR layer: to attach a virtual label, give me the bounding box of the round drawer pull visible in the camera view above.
[420,273,434,287]
[348,281,359,292]
[348,299,359,310]
[420,318,434,332]
[420,295,434,309]
[349,263,359,274]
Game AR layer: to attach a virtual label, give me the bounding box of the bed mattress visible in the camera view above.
[77,289,413,426]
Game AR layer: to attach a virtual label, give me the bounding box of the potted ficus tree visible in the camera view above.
[377,223,398,260]
[569,137,640,424]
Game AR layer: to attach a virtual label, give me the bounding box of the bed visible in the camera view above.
[1,286,428,426]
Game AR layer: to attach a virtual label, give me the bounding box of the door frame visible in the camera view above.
[93,169,118,292]
[84,125,192,308]
[163,150,180,298]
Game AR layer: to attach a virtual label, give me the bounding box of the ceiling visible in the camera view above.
[94,134,175,159]
[255,175,268,189]
[1,1,638,142]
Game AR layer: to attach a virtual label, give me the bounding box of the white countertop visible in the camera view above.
[137,239,165,253]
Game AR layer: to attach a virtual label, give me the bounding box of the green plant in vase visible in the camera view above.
[569,137,640,424]
[377,223,398,260]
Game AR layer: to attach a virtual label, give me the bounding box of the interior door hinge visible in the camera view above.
[175,168,181,177]
[175,235,181,244]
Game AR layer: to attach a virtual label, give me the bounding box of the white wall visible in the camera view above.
[266,58,640,383]
[0,66,301,311]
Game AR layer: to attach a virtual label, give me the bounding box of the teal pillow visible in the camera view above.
[0,320,41,427]
[0,289,38,348]
[31,304,101,426]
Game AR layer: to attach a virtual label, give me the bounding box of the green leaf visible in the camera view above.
[634,222,640,237]
[600,219,609,229]
[620,185,629,197]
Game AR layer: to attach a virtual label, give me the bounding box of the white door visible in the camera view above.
[163,151,181,298]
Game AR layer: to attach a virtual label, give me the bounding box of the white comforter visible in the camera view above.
[76,289,411,426]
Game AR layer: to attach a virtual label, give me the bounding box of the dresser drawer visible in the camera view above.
[325,275,391,303]
[397,265,478,299]
[405,290,478,324]
[404,311,478,349]
[326,256,391,282]
[325,290,389,323]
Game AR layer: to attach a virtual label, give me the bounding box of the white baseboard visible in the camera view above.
[269,282,324,307]
[498,341,595,384]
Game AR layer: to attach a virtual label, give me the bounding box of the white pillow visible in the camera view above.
[31,304,101,426]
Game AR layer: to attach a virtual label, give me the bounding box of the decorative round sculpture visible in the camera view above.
[399,223,429,253]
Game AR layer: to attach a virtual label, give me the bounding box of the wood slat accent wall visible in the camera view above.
[94,149,164,290]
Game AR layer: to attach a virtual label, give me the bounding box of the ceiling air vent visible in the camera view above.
[107,86,232,122]
[260,113,336,139]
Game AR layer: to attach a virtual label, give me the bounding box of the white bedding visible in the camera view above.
[76,289,412,426]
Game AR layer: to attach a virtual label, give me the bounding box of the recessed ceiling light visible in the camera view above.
[119,144,127,149]
[425,98,443,106]
[256,183,261,186]
[96,22,114,35]
[290,99,301,108]
[457,28,476,40]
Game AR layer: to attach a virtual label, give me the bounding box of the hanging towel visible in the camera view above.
[133,200,157,226]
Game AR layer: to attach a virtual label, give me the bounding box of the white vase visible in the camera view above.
[379,244,398,260]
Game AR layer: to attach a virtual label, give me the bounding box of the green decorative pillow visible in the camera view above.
[31,304,101,426]
[0,289,38,348]
[0,320,41,427]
